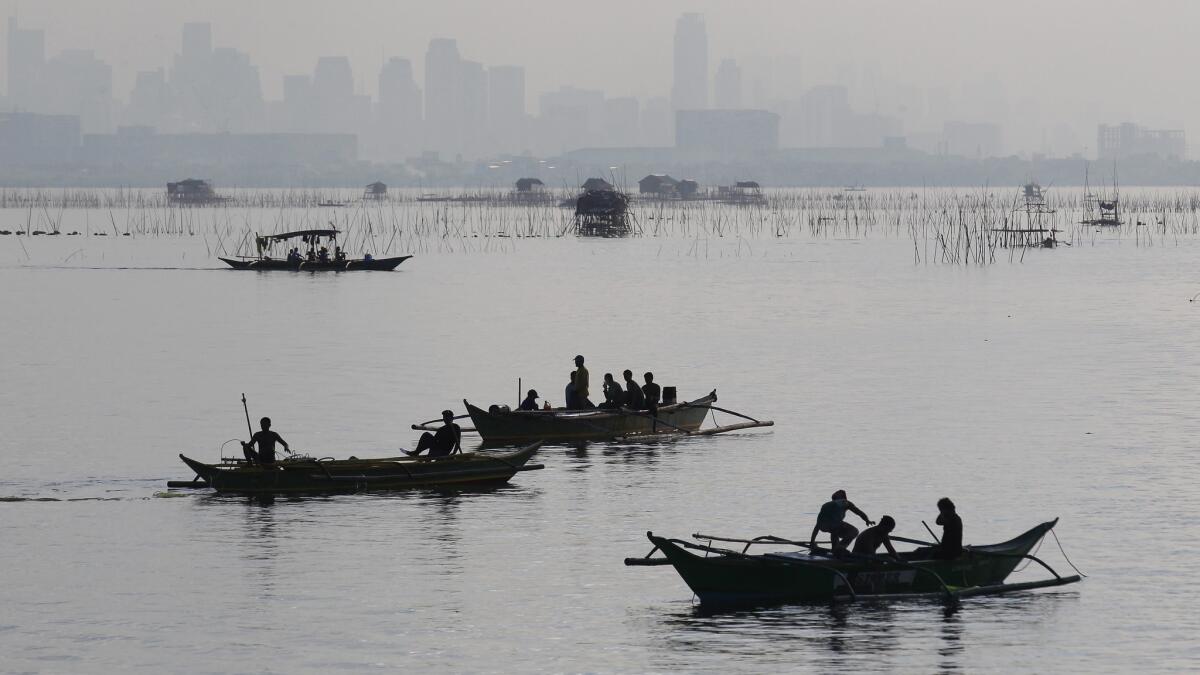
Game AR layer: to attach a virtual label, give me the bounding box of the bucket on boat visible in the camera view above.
[662,386,677,405]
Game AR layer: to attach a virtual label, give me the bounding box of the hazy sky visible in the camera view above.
[4,0,1198,149]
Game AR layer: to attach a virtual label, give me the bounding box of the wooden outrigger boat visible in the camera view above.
[626,519,1081,607]
[439,390,773,444]
[219,229,411,271]
[173,442,543,494]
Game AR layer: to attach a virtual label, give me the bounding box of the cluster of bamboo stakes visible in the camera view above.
[2,187,1199,264]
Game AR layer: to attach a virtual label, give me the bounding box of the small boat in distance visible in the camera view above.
[626,519,1081,608]
[218,229,411,271]
[174,442,543,494]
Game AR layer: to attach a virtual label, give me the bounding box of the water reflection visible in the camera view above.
[643,591,1078,672]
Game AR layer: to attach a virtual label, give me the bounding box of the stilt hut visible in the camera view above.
[574,189,631,237]
[167,179,219,204]
[364,181,388,200]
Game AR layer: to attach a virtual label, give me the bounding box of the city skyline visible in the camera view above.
[2,2,1197,170]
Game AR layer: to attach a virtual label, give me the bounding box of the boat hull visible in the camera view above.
[219,255,411,271]
[465,391,717,443]
[177,442,541,494]
[647,520,1059,607]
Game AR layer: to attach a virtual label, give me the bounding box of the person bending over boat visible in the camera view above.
[623,370,645,409]
[573,355,594,409]
[519,389,540,411]
[598,373,624,409]
[242,417,290,465]
[810,489,875,555]
[932,497,963,559]
[405,410,462,458]
[852,515,899,559]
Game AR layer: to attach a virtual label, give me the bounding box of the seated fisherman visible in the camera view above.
[810,489,875,555]
[852,515,899,558]
[242,417,290,465]
[519,389,540,411]
[565,371,578,410]
[404,410,462,458]
[641,372,661,416]
[334,247,347,262]
[318,246,330,263]
[363,252,374,262]
[598,373,624,409]
[623,369,645,409]
[933,497,963,559]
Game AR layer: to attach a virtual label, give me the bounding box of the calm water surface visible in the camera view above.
[1,205,1198,673]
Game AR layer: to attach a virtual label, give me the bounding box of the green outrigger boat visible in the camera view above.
[174,442,543,494]
[626,519,1081,607]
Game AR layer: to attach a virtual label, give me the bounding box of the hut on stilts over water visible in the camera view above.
[573,182,632,236]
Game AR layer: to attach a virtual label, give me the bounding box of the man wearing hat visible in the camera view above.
[405,409,462,458]
[519,389,540,411]
[573,355,593,409]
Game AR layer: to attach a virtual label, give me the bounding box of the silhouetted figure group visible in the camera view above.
[810,489,963,560]
[561,355,661,412]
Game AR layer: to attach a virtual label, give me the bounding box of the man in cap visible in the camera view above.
[519,389,540,411]
[573,355,593,409]
[405,409,462,458]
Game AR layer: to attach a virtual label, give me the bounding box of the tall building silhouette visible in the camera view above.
[713,58,742,109]
[488,65,525,155]
[6,18,46,110]
[377,57,422,160]
[424,38,462,157]
[671,13,708,111]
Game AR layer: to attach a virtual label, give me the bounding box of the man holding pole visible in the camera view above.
[242,417,290,466]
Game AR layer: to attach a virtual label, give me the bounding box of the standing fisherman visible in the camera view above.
[573,355,593,408]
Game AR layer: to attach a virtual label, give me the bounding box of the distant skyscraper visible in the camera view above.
[310,56,364,134]
[43,49,113,133]
[181,23,212,63]
[126,69,171,128]
[424,38,462,157]
[713,58,742,109]
[603,97,639,147]
[487,65,525,155]
[459,60,487,157]
[281,74,313,131]
[6,18,46,110]
[377,57,422,160]
[672,13,708,111]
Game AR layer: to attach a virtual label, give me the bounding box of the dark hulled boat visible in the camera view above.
[176,442,542,494]
[627,519,1080,607]
[463,391,718,443]
[219,229,411,271]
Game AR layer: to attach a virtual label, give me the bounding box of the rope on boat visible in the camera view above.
[1051,529,1088,578]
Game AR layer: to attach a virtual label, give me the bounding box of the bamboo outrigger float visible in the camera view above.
[626,519,1081,607]
[414,390,774,444]
[173,442,543,494]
